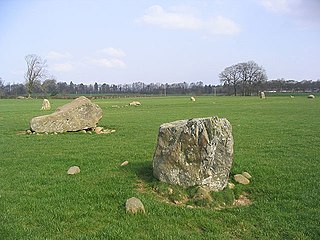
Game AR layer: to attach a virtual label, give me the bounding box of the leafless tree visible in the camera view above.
[24,54,47,98]
[238,61,268,95]
[219,61,267,96]
[219,65,241,96]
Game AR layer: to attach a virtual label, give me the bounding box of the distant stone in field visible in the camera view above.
[30,96,102,133]
[41,99,51,110]
[260,91,266,99]
[234,174,250,185]
[125,197,145,214]
[190,96,196,101]
[67,166,80,175]
[153,116,234,191]
[242,171,252,179]
[129,101,141,106]
[308,94,315,99]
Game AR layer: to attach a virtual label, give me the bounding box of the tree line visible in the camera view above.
[0,55,319,98]
[0,78,218,97]
[1,77,319,98]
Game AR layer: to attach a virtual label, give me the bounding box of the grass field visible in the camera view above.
[0,95,319,239]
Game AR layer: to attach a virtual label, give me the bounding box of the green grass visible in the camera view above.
[0,96,319,239]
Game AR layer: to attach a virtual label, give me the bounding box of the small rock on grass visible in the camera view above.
[125,197,145,214]
[95,127,103,134]
[102,129,116,134]
[242,171,252,179]
[67,166,81,175]
[234,174,250,185]
[120,161,129,166]
[228,182,235,189]
[186,205,194,209]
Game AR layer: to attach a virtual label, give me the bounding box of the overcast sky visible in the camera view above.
[1,0,319,85]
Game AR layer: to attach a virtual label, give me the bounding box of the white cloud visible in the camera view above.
[259,0,293,13]
[46,51,72,60]
[258,0,320,28]
[139,5,240,35]
[92,58,126,69]
[52,63,74,72]
[141,5,203,30]
[101,47,126,58]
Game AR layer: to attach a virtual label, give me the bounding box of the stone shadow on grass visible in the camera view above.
[128,161,155,184]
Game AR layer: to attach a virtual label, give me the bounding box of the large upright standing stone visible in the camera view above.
[153,116,233,191]
[30,96,103,133]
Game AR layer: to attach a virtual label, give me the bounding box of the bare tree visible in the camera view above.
[24,54,47,98]
[219,61,267,96]
[219,65,241,96]
[238,61,268,95]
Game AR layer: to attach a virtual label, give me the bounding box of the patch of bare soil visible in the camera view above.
[16,130,27,135]
[233,193,252,206]
[135,179,147,193]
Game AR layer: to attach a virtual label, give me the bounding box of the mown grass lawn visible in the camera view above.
[0,95,319,239]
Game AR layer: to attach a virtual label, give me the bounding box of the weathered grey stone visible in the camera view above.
[153,116,234,191]
[67,166,80,175]
[234,174,250,185]
[125,197,145,214]
[30,96,102,133]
